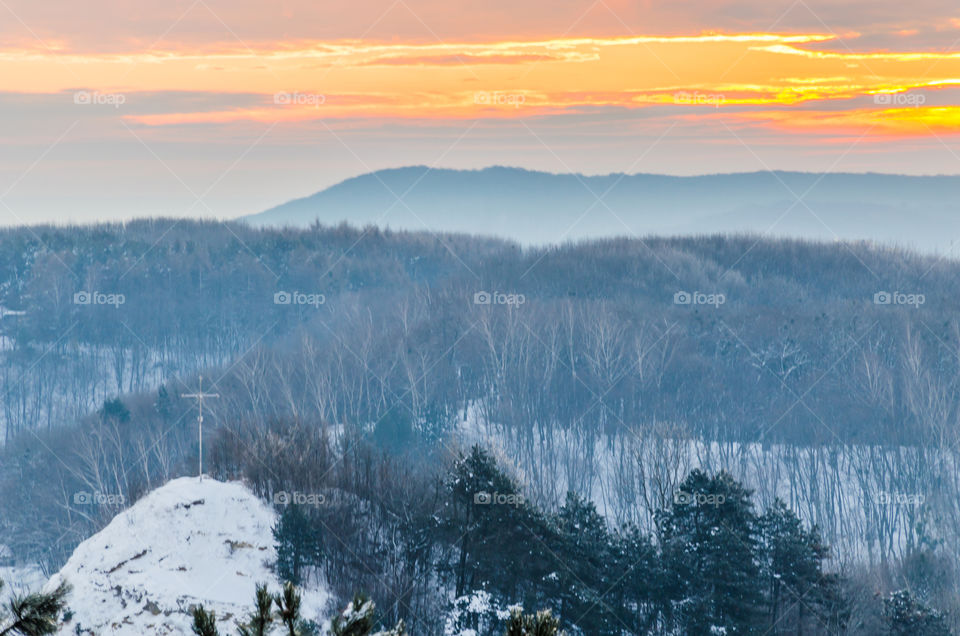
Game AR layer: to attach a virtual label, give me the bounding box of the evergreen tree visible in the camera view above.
[657,470,763,635]
[274,582,303,636]
[273,506,322,586]
[503,608,564,636]
[155,384,176,421]
[0,580,70,636]
[550,491,615,634]
[331,594,376,636]
[609,523,658,634]
[191,605,219,636]
[237,583,274,636]
[443,446,544,601]
[759,499,845,633]
[100,397,130,424]
[331,593,405,636]
[882,589,952,636]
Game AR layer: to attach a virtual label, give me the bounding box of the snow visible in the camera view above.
[443,590,516,636]
[46,476,330,635]
[0,557,46,606]
[456,399,939,565]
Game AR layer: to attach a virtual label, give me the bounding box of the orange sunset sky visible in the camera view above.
[1,0,959,222]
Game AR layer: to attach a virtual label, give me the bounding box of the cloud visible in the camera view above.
[0,0,957,53]
[362,53,563,66]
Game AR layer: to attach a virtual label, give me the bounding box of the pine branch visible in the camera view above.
[273,582,302,636]
[191,605,219,636]
[0,581,70,636]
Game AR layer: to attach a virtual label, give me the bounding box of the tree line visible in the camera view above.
[262,443,950,635]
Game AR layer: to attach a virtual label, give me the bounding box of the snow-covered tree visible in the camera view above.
[503,608,564,636]
[882,589,951,636]
[331,594,405,636]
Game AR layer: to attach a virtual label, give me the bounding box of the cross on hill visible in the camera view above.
[181,375,219,481]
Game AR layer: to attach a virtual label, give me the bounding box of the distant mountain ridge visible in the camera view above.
[243,166,960,252]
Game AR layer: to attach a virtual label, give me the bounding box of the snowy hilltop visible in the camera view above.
[46,476,330,635]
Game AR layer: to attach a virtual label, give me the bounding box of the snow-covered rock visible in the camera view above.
[46,476,330,635]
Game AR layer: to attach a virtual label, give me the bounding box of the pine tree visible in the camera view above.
[274,582,302,636]
[273,506,322,586]
[443,445,545,602]
[237,583,274,636]
[658,470,763,635]
[100,397,130,424]
[155,384,175,421]
[551,491,614,634]
[330,593,406,636]
[191,605,219,636]
[882,589,951,636]
[331,594,376,636]
[503,608,564,636]
[609,523,658,634]
[759,499,844,632]
[0,580,70,636]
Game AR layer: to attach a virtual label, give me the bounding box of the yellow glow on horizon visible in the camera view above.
[732,106,960,135]
[2,31,959,135]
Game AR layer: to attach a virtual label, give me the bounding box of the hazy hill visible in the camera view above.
[244,167,960,252]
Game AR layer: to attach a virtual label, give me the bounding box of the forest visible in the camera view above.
[1,220,959,633]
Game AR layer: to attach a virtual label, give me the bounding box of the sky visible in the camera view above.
[1,0,959,223]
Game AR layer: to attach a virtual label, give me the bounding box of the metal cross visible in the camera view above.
[181,375,219,481]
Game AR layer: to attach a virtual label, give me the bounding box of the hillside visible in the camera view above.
[0,224,956,632]
[46,477,330,635]
[243,166,960,252]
